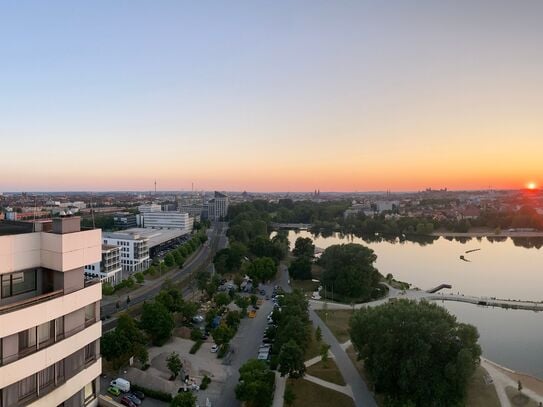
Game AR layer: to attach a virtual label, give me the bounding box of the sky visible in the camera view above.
[1,1,542,192]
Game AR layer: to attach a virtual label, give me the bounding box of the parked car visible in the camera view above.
[248,310,257,318]
[125,394,142,406]
[107,386,121,397]
[211,344,219,353]
[110,378,130,393]
[120,396,137,407]
[132,390,145,400]
[259,289,266,295]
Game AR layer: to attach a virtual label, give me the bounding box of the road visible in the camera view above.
[215,286,275,407]
[101,222,227,332]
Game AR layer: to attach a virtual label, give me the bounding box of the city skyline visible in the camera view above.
[1,1,543,192]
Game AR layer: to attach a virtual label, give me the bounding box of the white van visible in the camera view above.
[110,378,130,392]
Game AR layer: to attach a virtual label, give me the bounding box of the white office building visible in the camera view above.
[102,231,150,275]
[84,245,122,286]
[141,211,193,232]
[138,204,162,213]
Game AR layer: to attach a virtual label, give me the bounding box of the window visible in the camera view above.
[19,328,37,353]
[55,360,65,383]
[84,342,95,362]
[18,374,36,401]
[1,270,37,298]
[84,304,96,325]
[84,381,96,405]
[38,321,54,346]
[38,365,55,391]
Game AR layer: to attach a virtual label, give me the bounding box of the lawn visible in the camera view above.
[306,359,345,386]
[291,279,319,293]
[286,378,355,407]
[314,309,354,343]
[305,329,323,360]
[465,366,500,407]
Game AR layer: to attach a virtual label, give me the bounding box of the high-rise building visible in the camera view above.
[0,216,102,407]
[207,191,229,221]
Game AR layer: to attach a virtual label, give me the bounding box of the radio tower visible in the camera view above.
[154,180,157,195]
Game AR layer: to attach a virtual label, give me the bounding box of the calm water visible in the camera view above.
[280,231,543,377]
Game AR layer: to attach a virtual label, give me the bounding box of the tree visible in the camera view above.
[235,359,275,407]
[293,237,315,258]
[250,294,258,307]
[288,257,312,280]
[315,326,322,342]
[214,292,231,307]
[134,272,144,284]
[350,300,481,406]
[212,325,234,346]
[140,301,175,346]
[101,314,147,369]
[170,392,196,407]
[319,243,381,301]
[164,253,175,268]
[245,257,277,284]
[235,295,250,315]
[320,343,330,366]
[278,340,306,378]
[167,352,183,380]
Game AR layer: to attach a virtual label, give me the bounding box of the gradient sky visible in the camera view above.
[1,1,542,192]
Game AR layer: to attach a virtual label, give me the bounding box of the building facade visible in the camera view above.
[141,211,193,232]
[0,216,102,407]
[102,231,150,275]
[84,245,122,286]
[207,191,229,221]
[112,212,137,230]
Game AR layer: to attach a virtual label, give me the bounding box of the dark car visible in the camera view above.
[125,394,142,406]
[132,390,145,400]
[259,289,266,295]
[120,396,137,407]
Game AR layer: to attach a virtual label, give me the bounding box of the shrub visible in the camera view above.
[131,384,173,402]
[189,340,203,354]
[200,375,211,390]
[217,344,229,358]
[134,272,144,284]
[102,282,115,296]
[190,329,201,342]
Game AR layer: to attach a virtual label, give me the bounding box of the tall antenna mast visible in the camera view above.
[154,180,157,195]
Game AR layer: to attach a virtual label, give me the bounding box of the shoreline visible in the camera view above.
[432,230,543,238]
[482,357,543,401]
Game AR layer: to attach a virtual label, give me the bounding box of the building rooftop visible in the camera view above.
[104,227,187,248]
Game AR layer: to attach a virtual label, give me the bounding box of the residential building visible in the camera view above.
[102,231,150,274]
[112,212,137,230]
[0,216,102,407]
[84,245,122,286]
[207,191,228,221]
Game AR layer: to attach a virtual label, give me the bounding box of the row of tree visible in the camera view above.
[288,237,315,280]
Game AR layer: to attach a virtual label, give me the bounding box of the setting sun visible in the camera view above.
[527,182,537,190]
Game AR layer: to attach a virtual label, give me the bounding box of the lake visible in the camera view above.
[279,230,543,378]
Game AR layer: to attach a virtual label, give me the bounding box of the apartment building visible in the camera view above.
[102,231,150,275]
[0,216,102,407]
[84,245,122,286]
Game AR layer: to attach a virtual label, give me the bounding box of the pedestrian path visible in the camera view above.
[304,374,353,398]
[272,371,287,407]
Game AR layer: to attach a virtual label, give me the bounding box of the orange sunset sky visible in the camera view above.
[1,1,542,192]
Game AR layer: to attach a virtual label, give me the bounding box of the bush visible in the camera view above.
[134,272,144,284]
[131,384,173,402]
[200,375,211,390]
[102,282,115,296]
[189,340,203,354]
[217,343,229,358]
[190,329,201,342]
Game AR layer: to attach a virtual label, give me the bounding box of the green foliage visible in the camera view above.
[320,343,330,365]
[319,243,382,301]
[134,272,144,284]
[167,352,182,379]
[189,340,203,354]
[293,237,315,258]
[315,326,322,342]
[101,314,147,369]
[214,292,231,307]
[225,310,241,330]
[164,253,175,268]
[170,391,196,407]
[190,329,201,342]
[200,375,211,390]
[284,385,296,406]
[217,343,230,358]
[288,256,312,280]
[350,300,481,406]
[140,301,174,346]
[235,359,275,407]
[213,242,247,274]
[212,325,234,346]
[234,295,250,315]
[278,339,306,378]
[131,384,172,402]
[244,257,277,284]
[102,282,115,296]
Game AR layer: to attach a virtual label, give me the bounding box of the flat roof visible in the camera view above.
[104,227,188,248]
